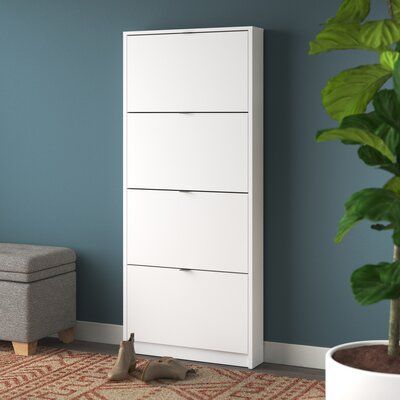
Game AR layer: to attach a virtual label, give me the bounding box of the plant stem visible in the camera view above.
[388,0,394,18]
[388,245,400,357]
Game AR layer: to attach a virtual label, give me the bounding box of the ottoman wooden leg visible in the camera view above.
[58,327,75,344]
[12,341,38,356]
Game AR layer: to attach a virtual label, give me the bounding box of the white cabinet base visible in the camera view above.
[135,341,251,368]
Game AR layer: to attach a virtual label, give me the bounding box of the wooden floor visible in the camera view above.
[41,337,325,381]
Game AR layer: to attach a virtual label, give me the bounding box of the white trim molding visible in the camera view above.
[72,321,328,370]
[264,341,328,370]
[74,321,123,345]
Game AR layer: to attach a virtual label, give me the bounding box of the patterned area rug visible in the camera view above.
[0,342,325,399]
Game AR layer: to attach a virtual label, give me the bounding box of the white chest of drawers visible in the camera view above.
[123,26,264,369]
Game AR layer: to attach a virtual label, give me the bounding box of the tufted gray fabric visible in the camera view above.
[0,243,76,343]
[0,243,76,273]
[0,272,76,342]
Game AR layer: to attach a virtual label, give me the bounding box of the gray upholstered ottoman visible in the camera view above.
[0,243,76,355]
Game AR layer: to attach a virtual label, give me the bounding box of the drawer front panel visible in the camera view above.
[126,265,248,354]
[126,190,248,273]
[126,31,248,112]
[126,113,248,192]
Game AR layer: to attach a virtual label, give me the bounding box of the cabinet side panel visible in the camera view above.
[123,33,128,341]
[248,27,264,368]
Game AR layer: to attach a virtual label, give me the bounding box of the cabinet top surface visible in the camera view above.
[123,26,263,36]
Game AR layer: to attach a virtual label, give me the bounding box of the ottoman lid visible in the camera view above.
[0,243,76,274]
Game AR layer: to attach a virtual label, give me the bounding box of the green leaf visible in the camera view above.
[392,1,400,21]
[336,211,363,244]
[385,176,400,194]
[341,111,400,169]
[310,20,400,55]
[322,65,391,121]
[371,223,393,230]
[360,20,400,49]
[357,145,397,173]
[351,262,400,305]
[341,112,382,131]
[358,146,399,174]
[309,23,365,55]
[394,230,400,244]
[327,0,370,24]
[357,145,388,165]
[316,127,396,162]
[373,90,400,131]
[393,59,400,102]
[335,188,400,244]
[380,51,400,70]
[376,124,400,157]
[380,164,400,174]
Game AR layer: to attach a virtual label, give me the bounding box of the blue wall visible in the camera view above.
[0,0,393,347]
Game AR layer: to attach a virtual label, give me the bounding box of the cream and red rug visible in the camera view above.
[0,343,325,399]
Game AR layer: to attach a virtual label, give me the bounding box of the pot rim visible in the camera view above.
[327,340,400,378]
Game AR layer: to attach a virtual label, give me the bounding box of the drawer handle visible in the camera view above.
[179,268,192,272]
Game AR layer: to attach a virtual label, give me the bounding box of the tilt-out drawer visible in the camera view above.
[126,189,248,273]
[126,265,248,354]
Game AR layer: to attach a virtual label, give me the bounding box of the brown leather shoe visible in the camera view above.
[141,357,195,382]
[108,333,136,381]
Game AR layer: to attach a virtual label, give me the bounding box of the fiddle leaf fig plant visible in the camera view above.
[310,0,400,357]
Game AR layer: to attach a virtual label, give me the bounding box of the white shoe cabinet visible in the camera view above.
[123,26,264,368]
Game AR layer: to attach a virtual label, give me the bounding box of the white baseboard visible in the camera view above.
[264,341,328,370]
[73,321,328,369]
[74,320,123,345]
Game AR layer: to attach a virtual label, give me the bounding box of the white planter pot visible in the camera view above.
[326,340,400,400]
